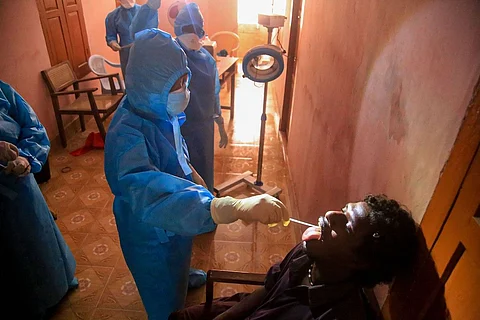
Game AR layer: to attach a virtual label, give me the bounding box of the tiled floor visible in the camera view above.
[41,63,301,319]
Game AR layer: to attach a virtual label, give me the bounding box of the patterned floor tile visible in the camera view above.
[253,242,295,273]
[74,234,121,267]
[212,220,254,242]
[68,266,114,308]
[255,222,297,245]
[97,267,145,312]
[210,241,256,272]
[91,309,147,320]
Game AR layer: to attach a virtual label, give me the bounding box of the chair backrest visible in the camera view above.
[167,1,186,27]
[88,54,124,92]
[88,54,108,76]
[210,31,240,56]
[41,61,77,94]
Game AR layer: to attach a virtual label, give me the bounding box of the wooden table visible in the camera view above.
[216,56,239,119]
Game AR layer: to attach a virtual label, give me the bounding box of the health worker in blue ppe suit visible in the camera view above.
[174,3,229,192]
[0,80,77,318]
[105,0,160,77]
[103,28,290,319]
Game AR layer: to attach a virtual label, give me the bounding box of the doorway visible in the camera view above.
[236,0,288,58]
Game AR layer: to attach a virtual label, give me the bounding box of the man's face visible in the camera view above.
[302,202,372,266]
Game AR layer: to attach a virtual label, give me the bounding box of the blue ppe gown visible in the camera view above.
[174,3,221,192]
[179,44,221,192]
[0,80,76,317]
[104,29,217,320]
[105,4,158,77]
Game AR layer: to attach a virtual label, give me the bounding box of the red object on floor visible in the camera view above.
[70,132,104,156]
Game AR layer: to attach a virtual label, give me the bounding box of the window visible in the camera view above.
[238,0,287,25]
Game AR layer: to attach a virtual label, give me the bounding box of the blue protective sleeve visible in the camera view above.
[105,10,119,44]
[114,132,217,237]
[214,63,221,116]
[6,86,49,173]
[130,4,159,40]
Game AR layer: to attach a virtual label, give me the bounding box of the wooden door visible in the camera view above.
[382,79,480,320]
[62,0,90,76]
[428,146,480,319]
[36,0,91,78]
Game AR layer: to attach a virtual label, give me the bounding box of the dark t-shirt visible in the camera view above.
[245,243,368,320]
[170,243,370,320]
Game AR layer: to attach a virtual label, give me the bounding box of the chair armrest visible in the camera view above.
[207,270,266,286]
[205,270,266,309]
[52,88,98,96]
[75,74,120,83]
[104,59,122,68]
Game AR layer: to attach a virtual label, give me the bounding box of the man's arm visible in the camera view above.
[212,63,228,148]
[5,84,49,173]
[213,287,267,320]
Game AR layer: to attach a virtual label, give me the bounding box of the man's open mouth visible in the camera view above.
[302,217,328,241]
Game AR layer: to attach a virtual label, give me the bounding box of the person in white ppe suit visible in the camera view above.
[103,27,290,319]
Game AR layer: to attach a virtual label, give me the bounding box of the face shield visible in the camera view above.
[177,24,205,51]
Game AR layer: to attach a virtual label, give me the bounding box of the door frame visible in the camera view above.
[279,0,303,136]
[382,76,480,319]
[420,77,480,251]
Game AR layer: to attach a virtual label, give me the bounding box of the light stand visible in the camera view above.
[214,17,286,198]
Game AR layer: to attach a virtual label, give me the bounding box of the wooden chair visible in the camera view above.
[204,269,383,319]
[88,54,125,94]
[210,31,240,57]
[205,270,265,310]
[41,61,124,147]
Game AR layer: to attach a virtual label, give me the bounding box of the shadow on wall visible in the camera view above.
[383,228,449,319]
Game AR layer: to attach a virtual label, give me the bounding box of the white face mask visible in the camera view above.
[178,34,203,51]
[120,0,136,9]
[166,88,190,116]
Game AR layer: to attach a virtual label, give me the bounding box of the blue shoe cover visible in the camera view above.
[188,268,207,289]
[69,277,79,290]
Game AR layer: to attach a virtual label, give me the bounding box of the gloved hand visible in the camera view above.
[146,0,161,10]
[6,156,31,177]
[215,116,228,148]
[210,194,290,225]
[218,123,228,148]
[0,141,18,162]
[108,41,121,52]
[189,163,208,189]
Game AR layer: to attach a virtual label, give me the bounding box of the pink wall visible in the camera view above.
[287,0,480,223]
[0,0,57,138]
[82,0,119,68]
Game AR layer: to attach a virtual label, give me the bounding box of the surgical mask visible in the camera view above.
[178,34,203,51]
[166,88,190,116]
[120,0,135,9]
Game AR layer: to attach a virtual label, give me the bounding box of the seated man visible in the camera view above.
[170,194,419,320]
